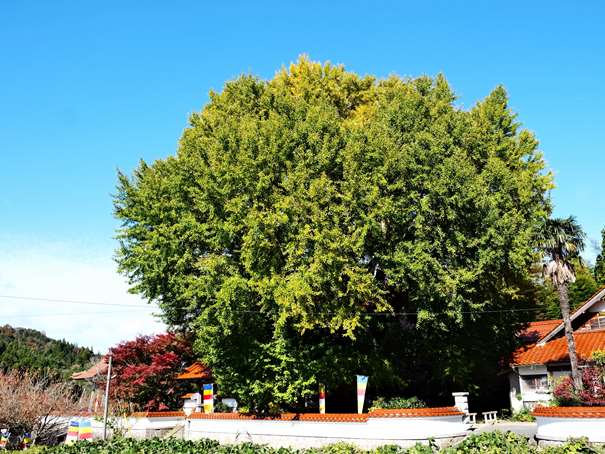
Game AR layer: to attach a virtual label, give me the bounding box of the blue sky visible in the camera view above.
[1,1,604,350]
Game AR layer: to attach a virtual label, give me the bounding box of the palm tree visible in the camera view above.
[539,217,586,389]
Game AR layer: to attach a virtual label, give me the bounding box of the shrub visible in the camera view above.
[553,367,605,406]
[30,435,605,453]
[214,401,233,413]
[370,397,427,410]
[373,444,434,454]
[553,376,580,405]
[442,431,537,453]
[591,350,605,368]
[510,409,536,422]
[542,437,602,453]
[0,370,80,447]
[312,442,363,453]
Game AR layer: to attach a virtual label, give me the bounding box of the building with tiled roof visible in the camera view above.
[71,356,110,414]
[71,357,109,380]
[176,361,212,381]
[518,319,562,343]
[508,287,605,412]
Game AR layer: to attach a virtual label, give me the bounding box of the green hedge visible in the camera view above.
[31,432,604,454]
[370,397,427,410]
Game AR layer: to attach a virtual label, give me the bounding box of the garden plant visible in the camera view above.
[17,432,604,454]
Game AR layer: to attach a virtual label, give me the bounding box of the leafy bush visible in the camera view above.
[442,431,537,453]
[29,434,605,453]
[591,350,605,367]
[370,397,427,410]
[213,401,233,413]
[541,437,602,453]
[553,367,605,406]
[306,442,363,454]
[510,409,536,422]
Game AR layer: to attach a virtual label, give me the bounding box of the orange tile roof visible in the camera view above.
[368,407,463,417]
[176,362,212,380]
[539,287,605,344]
[533,406,605,418]
[188,412,370,422]
[519,320,562,343]
[570,285,605,317]
[71,357,109,380]
[131,411,185,418]
[513,330,605,365]
[133,407,462,421]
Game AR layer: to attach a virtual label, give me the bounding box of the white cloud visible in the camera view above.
[0,236,165,353]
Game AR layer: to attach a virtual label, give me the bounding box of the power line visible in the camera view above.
[0,294,541,317]
[0,309,155,319]
[0,294,157,308]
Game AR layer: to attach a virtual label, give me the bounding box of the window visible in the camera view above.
[522,374,549,392]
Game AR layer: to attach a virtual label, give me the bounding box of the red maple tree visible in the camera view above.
[108,333,196,411]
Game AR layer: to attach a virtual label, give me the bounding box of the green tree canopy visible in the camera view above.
[569,262,598,309]
[114,57,552,411]
[537,259,597,318]
[594,228,605,286]
[0,324,95,379]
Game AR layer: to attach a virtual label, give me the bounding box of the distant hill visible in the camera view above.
[0,324,96,378]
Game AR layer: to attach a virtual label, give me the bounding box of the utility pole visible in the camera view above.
[102,354,113,441]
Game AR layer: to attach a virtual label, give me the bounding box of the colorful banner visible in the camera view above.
[319,383,326,414]
[66,419,80,444]
[0,430,9,449]
[203,383,214,413]
[78,418,93,441]
[21,433,32,449]
[356,375,368,414]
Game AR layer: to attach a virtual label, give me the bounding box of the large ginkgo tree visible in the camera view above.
[114,56,552,411]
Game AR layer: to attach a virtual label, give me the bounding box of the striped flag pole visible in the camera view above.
[78,418,93,441]
[203,383,214,413]
[356,375,368,414]
[319,384,326,414]
[66,419,80,444]
[21,433,32,449]
[0,430,9,449]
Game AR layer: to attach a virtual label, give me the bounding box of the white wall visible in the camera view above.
[61,412,467,448]
[185,415,467,449]
[510,365,554,411]
[536,416,605,443]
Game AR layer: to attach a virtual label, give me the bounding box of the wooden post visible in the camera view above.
[102,355,113,440]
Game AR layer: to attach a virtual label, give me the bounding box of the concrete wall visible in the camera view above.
[108,415,467,448]
[536,416,605,444]
[75,411,467,449]
[181,414,465,449]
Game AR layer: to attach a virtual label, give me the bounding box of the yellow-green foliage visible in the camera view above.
[115,56,552,411]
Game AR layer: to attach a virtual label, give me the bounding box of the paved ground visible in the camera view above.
[474,421,538,441]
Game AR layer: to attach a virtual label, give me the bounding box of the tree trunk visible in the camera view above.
[557,283,582,389]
